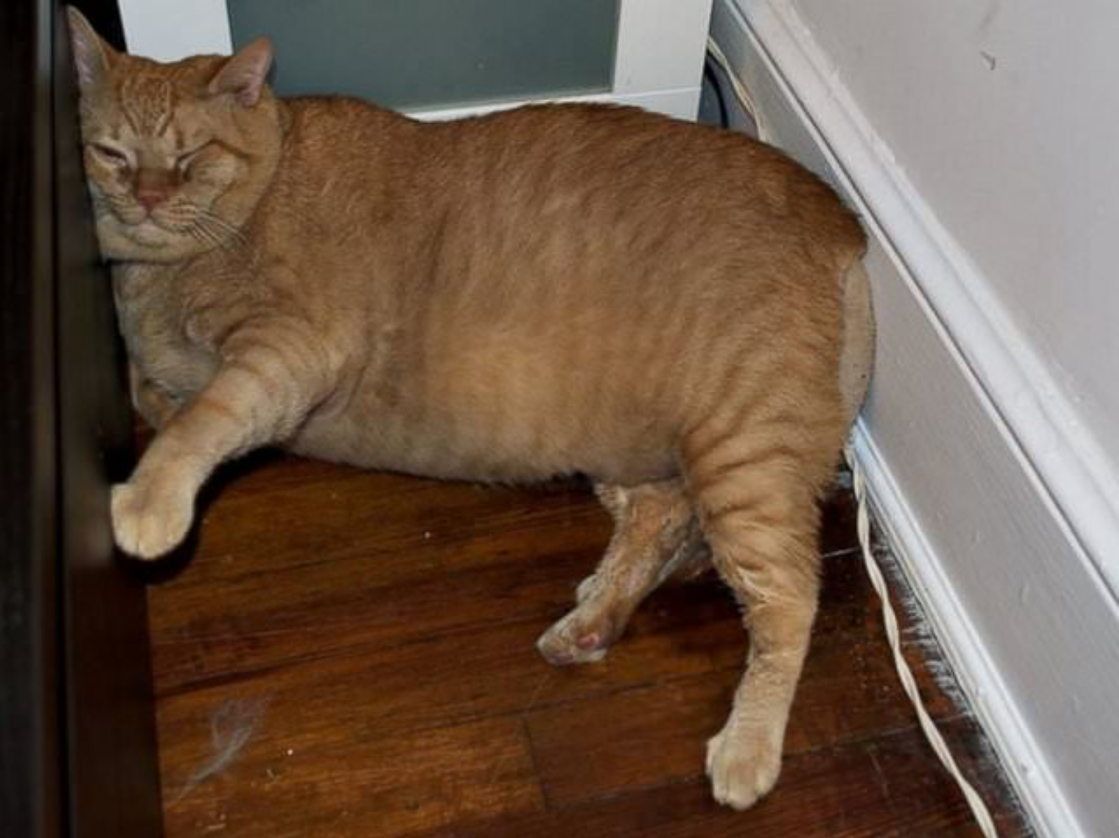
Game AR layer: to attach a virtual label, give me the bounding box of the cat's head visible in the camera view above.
[68,8,284,262]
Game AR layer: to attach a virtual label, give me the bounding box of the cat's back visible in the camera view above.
[271,95,423,203]
[434,103,863,266]
[260,98,863,289]
[408,103,865,359]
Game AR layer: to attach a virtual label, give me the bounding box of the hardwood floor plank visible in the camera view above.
[155,613,727,754]
[161,714,543,838]
[407,723,1020,838]
[169,455,610,589]
[525,630,959,809]
[151,546,595,693]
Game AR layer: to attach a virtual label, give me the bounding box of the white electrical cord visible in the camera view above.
[707,34,999,837]
[846,444,999,837]
[706,38,771,141]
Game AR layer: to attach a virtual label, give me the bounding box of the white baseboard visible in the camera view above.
[851,425,1071,837]
[711,1,1119,836]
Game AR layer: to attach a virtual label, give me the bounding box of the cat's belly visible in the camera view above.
[290,326,687,486]
[290,401,677,487]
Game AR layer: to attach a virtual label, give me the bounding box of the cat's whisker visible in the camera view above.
[194,208,249,248]
[149,212,226,255]
[169,201,248,251]
[179,219,223,252]
[193,215,245,255]
[200,216,251,256]
[149,200,245,256]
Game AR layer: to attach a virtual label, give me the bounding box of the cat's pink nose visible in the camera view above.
[136,188,167,213]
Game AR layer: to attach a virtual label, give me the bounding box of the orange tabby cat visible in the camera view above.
[69,9,873,810]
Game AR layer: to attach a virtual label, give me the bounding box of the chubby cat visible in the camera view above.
[69,8,873,811]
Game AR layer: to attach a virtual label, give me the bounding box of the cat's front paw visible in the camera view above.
[111,479,194,560]
[705,722,783,810]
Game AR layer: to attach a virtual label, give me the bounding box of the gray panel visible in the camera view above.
[228,0,619,111]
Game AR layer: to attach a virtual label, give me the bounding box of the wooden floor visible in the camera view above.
[148,452,1033,837]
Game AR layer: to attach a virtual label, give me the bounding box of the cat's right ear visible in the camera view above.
[67,7,117,93]
[208,37,274,108]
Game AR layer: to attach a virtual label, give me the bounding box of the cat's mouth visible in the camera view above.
[119,215,175,242]
[93,209,187,260]
[107,202,185,237]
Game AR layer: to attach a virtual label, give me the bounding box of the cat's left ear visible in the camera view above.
[67,6,118,93]
[208,37,273,108]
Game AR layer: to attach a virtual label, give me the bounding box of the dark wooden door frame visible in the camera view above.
[0,1,63,835]
[1,1,163,836]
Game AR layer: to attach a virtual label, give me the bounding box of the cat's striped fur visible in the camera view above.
[69,9,874,811]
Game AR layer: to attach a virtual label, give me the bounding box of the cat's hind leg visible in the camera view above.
[537,479,699,665]
[682,418,839,810]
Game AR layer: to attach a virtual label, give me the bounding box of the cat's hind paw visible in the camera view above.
[536,601,618,666]
[111,480,194,560]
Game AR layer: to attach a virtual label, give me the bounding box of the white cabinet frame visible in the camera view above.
[118,0,713,120]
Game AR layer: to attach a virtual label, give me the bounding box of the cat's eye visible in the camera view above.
[175,141,215,173]
[90,143,129,166]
